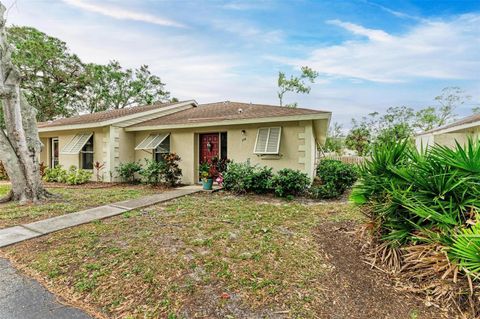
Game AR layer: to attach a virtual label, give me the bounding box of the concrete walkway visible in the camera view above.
[0,185,203,248]
[0,258,92,319]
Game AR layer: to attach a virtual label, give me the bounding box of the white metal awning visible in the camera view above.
[60,133,93,155]
[135,133,170,150]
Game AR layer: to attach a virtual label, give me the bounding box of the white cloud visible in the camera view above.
[286,14,480,83]
[63,0,186,28]
[326,19,392,41]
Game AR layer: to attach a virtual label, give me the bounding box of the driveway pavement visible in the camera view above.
[0,258,91,319]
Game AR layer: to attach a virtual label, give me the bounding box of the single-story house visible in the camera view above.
[38,101,331,184]
[415,113,480,150]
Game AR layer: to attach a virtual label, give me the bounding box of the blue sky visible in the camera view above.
[3,0,480,128]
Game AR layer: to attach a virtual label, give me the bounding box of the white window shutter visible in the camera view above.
[255,128,269,153]
[61,133,93,155]
[254,127,281,154]
[266,127,281,153]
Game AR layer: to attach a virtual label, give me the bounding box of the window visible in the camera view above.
[254,127,282,154]
[154,135,170,162]
[220,132,227,159]
[51,138,59,168]
[80,136,94,169]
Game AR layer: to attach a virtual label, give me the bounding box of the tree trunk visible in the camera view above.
[0,3,50,204]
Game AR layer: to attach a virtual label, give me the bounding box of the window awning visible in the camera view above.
[60,133,93,155]
[135,133,170,150]
[254,127,282,154]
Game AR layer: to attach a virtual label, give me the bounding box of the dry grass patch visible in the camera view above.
[3,193,360,318]
[0,184,158,228]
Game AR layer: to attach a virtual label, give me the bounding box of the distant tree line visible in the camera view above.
[325,87,477,156]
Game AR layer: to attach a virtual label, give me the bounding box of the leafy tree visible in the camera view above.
[324,122,344,154]
[375,106,415,145]
[415,87,470,131]
[7,26,86,121]
[277,66,318,107]
[79,61,171,113]
[345,123,371,156]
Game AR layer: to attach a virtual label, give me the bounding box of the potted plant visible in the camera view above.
[199,162,215,190]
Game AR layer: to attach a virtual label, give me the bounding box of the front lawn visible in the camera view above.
[0,184,157,229]
[2,193,443,318]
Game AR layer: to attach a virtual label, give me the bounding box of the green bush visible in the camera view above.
[269,168,310,198]
[222,161,273,194]
[311,159,358,199]
[116,161,142,183]
[139,159,163,185]
[449,218,480,276]
[352,138,480,273]
[43,165,68,183]
[43,165,91,185]
[65,167,92,185]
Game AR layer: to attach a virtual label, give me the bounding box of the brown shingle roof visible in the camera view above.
[421,113,480,134]
[131,101,329,127]
[37,101,184,128]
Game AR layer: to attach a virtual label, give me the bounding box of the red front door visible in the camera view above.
[200,133,219,163]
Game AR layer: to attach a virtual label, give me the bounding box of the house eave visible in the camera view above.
[125,113,332,132]
[37,100,197,133]
[416,120,480,137]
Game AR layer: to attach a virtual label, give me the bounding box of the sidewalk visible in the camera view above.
[0,185,204,248]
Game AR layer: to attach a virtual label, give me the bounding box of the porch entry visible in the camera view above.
[199,132,227,164]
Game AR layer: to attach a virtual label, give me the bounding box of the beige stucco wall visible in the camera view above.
[133,120,321,184]
[416,126,479,151]
[433,133,468,148]
[39,118,327,184]
[39,127,109,180]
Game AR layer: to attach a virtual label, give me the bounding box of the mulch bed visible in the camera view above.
[313,221,447,319]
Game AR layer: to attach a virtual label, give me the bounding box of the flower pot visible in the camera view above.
[202,178,213,190]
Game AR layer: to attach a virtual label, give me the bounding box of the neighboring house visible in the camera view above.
[415,113,480,150]
[38,101,331,184]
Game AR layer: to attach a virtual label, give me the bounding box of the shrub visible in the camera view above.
[269,168,310,198]
[160,153,182,186]
[116,161,142,183]
[139,159,163,185]
[43,165,91,185]
[310,159,358,199]
[65,168,92,185]
[352,138,480,266]
[43,165,68,183]
[222,161,273,194]
[449,219,480,276]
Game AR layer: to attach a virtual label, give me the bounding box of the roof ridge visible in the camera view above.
[198,101,330,113]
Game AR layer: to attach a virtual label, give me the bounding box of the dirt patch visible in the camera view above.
[313,221,446,319]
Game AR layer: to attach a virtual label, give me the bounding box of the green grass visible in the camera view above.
[0,185,157,228]
[0,184,10,197]
[4,193,362,318]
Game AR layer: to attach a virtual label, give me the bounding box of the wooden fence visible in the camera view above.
[319,155,366,165]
